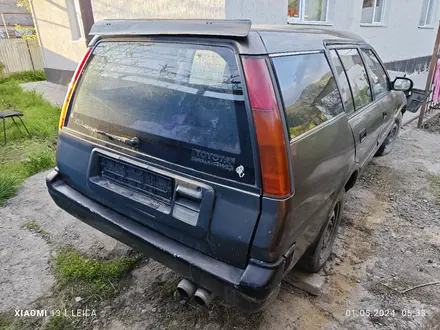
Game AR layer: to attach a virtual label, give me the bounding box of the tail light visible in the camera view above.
[242,57,291,197]
[59,48,92,130]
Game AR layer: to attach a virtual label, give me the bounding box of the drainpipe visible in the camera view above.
[77,0,94,44]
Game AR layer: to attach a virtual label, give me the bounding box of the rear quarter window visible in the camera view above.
[272,53,344,139]
[67,41,255,184]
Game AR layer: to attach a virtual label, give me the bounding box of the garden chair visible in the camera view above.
[0,110,31,144]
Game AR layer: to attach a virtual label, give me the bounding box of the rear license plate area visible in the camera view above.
[98,155,173,203]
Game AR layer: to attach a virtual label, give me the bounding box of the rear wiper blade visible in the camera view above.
[76,122,140,147]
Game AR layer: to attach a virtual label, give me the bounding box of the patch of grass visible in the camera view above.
[53,248,142,299]
[0,70,46,84]
[22,150,56,176]
[21,219,42,231]
[0,71,59,205]
[0,312,14,330]
[0,172,20,202]
[43,314,73,330]
[0,311,37,330]
[21,219,50,240]
[428,175,440,206]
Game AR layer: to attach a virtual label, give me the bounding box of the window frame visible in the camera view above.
[327,49,356,115]
[270,50,346,142]
[360,0,387,26]
[287,0,330,24]
[66,0,85,41]
[358,47,391,101]
[327,45,374,113]
[419,0,436,27]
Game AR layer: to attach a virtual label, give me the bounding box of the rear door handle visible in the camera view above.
[360,129,367,143]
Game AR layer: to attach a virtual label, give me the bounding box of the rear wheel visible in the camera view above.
[375,113,402,157]
[297,191,344,273]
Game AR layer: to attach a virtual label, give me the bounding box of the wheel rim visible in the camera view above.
[319,203,341,264]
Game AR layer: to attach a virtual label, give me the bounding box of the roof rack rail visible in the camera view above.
[90,19,252,38]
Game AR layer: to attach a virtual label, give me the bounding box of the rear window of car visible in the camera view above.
[66,41,255,184]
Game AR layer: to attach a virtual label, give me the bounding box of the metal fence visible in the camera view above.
[0,39,44,74]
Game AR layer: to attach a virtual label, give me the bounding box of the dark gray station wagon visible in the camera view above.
[47,19,413,312]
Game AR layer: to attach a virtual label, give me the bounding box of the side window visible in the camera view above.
[329,50,355,114]
[272,53,344,138]
[337,49,372,110]
[360,49,389,99]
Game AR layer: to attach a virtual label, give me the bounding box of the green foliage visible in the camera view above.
[0,173,20,204]
[54,248,142,298]
[22,150,56,176]
[16,0,31,12]
[0,62,5,76]
[43,314,73,330]
[15,24,37,40]
[0,70,46,84]
[0,71,59,205]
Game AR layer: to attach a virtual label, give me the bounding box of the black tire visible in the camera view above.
[375,113,402,157]
[297,190,345,273]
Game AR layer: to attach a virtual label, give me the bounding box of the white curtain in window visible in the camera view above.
[420,0,435,26]
[288,0,328,21]
[304,0,328,21]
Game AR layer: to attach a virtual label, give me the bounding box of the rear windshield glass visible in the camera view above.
[67,41,255,184]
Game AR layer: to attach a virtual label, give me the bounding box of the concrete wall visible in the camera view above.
[32,0,88,84]
[327,0,440,67]
[224,0,440,72]
[92,0,225,21]
[32,0,225,84]
[225,0,287,24]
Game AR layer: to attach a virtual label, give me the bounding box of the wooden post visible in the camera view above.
[26,39,35,70]
[418,22,440,128]
[1,13,9,39]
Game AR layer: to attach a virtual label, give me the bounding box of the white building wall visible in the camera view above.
[92,0,225,21]
[32,0,88,80]
[225,0,288,24]
[32,0,225,84]
[328,0,440,64]
[225,0,440,66]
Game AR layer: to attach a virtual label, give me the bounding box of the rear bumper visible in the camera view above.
[46,170,285,312]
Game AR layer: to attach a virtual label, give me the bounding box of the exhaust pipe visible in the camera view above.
[177,278,196,299]
[193,287,213,308]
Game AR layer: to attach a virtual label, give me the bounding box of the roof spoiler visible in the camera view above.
[89,19,252,38]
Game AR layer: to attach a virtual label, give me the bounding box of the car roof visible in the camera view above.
[252,25,366,53]
[89,19,368,55]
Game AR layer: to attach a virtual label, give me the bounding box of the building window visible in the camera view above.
[288,0,329,23]
[420,0,436,27]
[361,0,386,24]
[66,0,84,40]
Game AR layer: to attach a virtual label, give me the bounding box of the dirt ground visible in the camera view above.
[1,124,440,330]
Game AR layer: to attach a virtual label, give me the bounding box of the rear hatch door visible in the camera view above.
[58,38,261,268]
